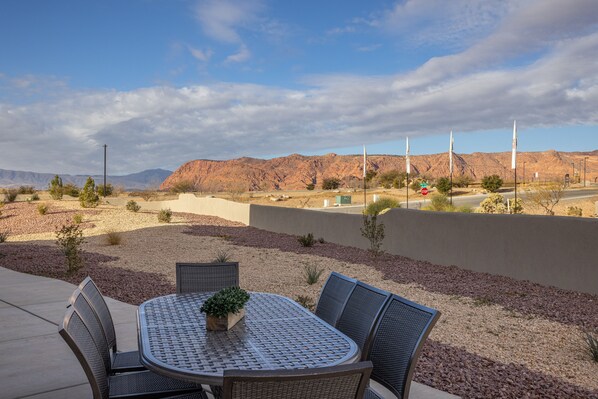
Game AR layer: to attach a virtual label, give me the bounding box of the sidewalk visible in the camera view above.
[0,267,458,399]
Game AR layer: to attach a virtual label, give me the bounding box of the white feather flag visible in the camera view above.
[406,137,411,174]
[512,120,517,170]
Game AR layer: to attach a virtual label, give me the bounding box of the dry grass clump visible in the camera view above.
[105,230,123,246]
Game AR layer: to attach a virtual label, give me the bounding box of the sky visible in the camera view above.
[1,0,597,175]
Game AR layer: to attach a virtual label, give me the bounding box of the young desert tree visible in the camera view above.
[48,175,63,200]
[321,177,341,190]
[481,174,503,193]
[79,177,99,208]
[435,177,452,195]
[525,182,565,215]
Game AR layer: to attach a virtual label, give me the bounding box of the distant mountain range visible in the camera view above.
[0,168,172,190]
[160,150,598,191]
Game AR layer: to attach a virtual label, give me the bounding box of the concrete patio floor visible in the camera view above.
[0,267,458,399]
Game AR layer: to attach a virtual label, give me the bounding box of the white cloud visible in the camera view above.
[188,46,213,62]
[194,0,264,44]
[225,45,251,63]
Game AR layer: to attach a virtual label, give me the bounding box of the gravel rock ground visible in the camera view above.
[1,200,597,398]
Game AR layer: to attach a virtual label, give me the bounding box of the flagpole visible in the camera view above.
[363,145,367,210]
[406,137,410,209]
[449,131,454,206]
[512,120,517,214]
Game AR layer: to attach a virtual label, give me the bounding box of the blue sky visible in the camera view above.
[1,0,597,174]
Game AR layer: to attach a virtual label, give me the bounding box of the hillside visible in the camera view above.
[0,168,172,190]
[161,150,598,191]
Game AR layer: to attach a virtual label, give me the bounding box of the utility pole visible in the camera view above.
[523,161,526,184]
[103,144,107,197]
[571,162,575,186]
[584,156,588,187]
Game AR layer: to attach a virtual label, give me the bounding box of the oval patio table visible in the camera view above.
[137,292,360,386]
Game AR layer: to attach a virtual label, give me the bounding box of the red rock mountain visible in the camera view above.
[160,150,598,191]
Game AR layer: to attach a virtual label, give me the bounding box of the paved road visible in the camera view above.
[314,187,598,214]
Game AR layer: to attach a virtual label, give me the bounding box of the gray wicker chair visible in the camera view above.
[78,277,145,373]
[221,361,373,399]
[336,281,391,359]
[59,306,206,399]
[175,262,239,293]
[315,272,357,327]
[363,295,440,399]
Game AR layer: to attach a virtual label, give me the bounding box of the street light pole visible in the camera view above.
[103,144,107,197]
[584,156,588,187]
[523,161,526,184]
[571,162,575,186]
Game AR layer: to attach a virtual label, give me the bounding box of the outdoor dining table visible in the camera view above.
[137,292,360,386]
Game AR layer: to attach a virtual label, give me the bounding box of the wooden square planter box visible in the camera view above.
[206,308,245,331]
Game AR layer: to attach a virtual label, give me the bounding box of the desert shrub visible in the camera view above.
[158,208,172,223]
[73,214,84,224]
[5,188,18,202]
[214,249,231,263]
[477,193,507,214]
[409,180,421,192]
[525,182,564,216]
[303,264,324,285]
[105,231,122,246]
[455,206,473,213]
[31,193,40,201]
[454,175,474,188]
[18,186,35,194]
[321,177,341,190]
[567,206,583,217]
[427,194,452,211]
[37,203,49,215]
[361,214,385,256]
[0,230,8,243]
[435,177,452,195]
[584,331,598,362]
[508,198,524,214]
[96,183,114,197]
[317,237,325,243]
[170,180,196,193]
[79,177,100,208]
[55,224,86,275]
[365,170,377,183]
[295,295,315,311]
[298,233,315,247]
[305,183,315,191]
[62,183,80,197]
[126,200,141,212]
[129,191,157,201]
[365,197,400,215]
[378,170,406,189]
[481,174,503,193]
[48,175,63,200]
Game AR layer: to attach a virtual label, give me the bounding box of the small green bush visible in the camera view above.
[63,183,80,197]
[73,214,84,224]
[295,295,315,311]
[435,177,452,195]
[566,206,583,217]
[298,233,315,247]
[126,200,141,212]
[105,231,122,245]
[317,237,325,244]
[321,177,341,190]
[427,194,452,212]
[56,224,86,275]
[31,193,40,201]
[214,249,231,263]
[378,170,406,189]
[79,177,99,208]
[6,189,18,202]
[48,175,63,200]
[409,180,421,192]
[37,203,49,215]
[454,175,474,188]
[200,287,250,318]
[481,174,503,193]
[158,208,172,223]
[18,186,35,194]
[305,183,315,191]
[303,264,324,285]
[477,193,507,214]
[0,230,8,243]
[361,214,385,256]
[170,180,196,193]
[365,197,399,215]
[584,331,598,362]
[96,183,114,197]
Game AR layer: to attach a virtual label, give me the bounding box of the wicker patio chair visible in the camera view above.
[363,295,440,399]
[59,306,206,399]
[78,277,145,373]
[315,272,357,327]
[221,361,373,399]
[336,281,391,358]
[175,262,239,293]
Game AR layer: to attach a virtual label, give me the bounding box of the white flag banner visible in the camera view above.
[449,131,454,174]
[512,120,517,169]
[363,145,367,178]
[406,137,411,174]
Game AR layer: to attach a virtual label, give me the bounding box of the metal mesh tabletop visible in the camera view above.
[138,293,360,385]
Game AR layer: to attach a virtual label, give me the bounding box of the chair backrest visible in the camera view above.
[176,262,239,293]
[221,361,373,399]
[59,307,109,399]
[365,294,440,399]
[69,289,112,373]
[78,277,117,353]
[315,272,357,327]
[336,281,391,359]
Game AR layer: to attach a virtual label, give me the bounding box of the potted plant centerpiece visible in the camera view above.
[200,287,250,331]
